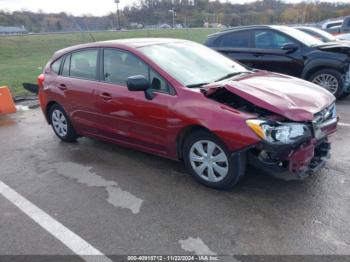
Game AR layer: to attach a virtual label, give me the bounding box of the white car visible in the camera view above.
[321,20,343,30]
[336,33,350,41]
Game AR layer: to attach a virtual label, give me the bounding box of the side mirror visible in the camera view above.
[127,75,155,100]
[281,43,299,53]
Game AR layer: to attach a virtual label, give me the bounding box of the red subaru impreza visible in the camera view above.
[38,38,338,189]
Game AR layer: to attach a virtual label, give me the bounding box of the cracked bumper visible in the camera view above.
[249,117,337,181]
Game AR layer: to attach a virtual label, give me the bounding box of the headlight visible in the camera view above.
[246,119,311,144]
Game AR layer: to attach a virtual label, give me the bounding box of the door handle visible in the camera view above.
[100,92,112,101]
[57,83,67,91]
[253,53,264,57]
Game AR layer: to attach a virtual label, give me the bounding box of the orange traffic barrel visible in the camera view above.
[0,86,16,115]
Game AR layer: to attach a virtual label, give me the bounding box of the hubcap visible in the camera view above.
[189,140,229,182]
[52,109,68,137]
[312,74,339,94]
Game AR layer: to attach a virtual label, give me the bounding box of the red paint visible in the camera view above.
[38,39,336,167]
[288,139,316,173]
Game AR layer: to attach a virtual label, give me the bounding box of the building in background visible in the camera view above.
[0,26,28,35]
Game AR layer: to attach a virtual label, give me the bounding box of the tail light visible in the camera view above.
[37,74,45,89]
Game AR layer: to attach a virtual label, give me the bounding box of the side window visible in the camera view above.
[70,49,98,80]
[254,30,296,49]
[103,49,148,86]
[326,22,341,29]
[51,57,62,74]
[150,69,169,93]
[61,54,71,76]
[217,31,251,48]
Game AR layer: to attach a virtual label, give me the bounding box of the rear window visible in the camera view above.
[216,31,251,48]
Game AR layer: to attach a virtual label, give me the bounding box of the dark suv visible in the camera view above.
[204,25,350,98]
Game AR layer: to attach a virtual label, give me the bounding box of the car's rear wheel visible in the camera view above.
[183,130,245,190]
[49,104,78,142]
[309,69,344,98]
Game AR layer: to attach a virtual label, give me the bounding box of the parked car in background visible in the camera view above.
[204,25,350,98]
[38,39,337,189]
[321,20,343,31]
[323,16,350,35]
[296,26,350,46]
[296,26,338,43]
[336,33,350,42]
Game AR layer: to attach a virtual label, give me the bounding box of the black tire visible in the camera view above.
[49,104,78,142]
[308,69,344,99]
[183,130,246,190]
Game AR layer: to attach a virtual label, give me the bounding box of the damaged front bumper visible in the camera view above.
[248,117,338,181]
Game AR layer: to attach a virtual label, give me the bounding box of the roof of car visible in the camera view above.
[100,38,189,47]
[207,25,288,38]
[53,38,189,58]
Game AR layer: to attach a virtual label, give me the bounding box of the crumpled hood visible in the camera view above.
[202,71,335,121]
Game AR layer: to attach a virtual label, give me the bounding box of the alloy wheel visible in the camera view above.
[189,140,229,182]
[51,109,68,137]
[312,73,339,94]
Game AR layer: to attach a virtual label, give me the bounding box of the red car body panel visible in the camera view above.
[289,139,317,173]
[39,40,264,160]
[39,77,260,159]
[38,39,337,180]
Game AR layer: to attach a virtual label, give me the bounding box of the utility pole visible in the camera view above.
[169,9,176,28]
[115,0,121,30]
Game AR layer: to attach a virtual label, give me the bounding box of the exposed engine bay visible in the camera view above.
[205,86,337,181]
[205,87,274,117]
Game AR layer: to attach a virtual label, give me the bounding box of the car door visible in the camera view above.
[251,29,304,77]
[55,48,101,135]
[96,48,174,155]
[211,30,257,67]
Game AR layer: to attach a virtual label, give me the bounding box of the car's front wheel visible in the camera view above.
[183,130,246,190]
[309,69,344,98]
[49,104,78,142]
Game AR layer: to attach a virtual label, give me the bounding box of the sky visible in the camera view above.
[0,0,349,16]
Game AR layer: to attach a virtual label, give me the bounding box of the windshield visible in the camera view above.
[275,26,324,46]
[138,41,248,87]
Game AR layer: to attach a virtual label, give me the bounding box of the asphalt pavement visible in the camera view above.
[0,97,349,262]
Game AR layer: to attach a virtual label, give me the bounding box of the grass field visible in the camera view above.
[0,28,218,96]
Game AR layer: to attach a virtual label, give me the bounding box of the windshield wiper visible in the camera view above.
[214,71,249,82]
[186,82,209,88]
[187,71,250,88]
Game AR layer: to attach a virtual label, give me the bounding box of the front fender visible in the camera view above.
[171,90,262,154]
